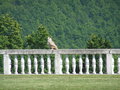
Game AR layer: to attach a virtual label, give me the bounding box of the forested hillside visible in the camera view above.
[0,0,120,48]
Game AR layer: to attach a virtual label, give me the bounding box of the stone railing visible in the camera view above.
[0,49,120,75]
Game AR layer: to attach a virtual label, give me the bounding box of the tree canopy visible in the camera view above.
[25,24,49,49]
[0,14,23,49]
[0,0,120,48]
[87,34,112,49]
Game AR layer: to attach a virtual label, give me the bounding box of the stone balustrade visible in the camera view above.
[0,49,120,75]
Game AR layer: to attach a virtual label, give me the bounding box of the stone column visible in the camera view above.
[4,54,11,74]
[55,51,62,74]
[106,53,113,74]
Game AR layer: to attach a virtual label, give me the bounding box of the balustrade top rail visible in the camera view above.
[0,49,120,54]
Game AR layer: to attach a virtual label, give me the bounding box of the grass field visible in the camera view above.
[0,75,120,90]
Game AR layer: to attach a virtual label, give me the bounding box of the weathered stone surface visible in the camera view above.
[1,49,120,75]
[1,49,120,55]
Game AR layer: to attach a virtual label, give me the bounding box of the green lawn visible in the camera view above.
[0,75,120,90]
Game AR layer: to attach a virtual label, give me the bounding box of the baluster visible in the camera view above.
[92,55,96,74]
[86,55,89,74]
[14,55,18,74]
[41,55,44,74]
[60,55,63,74]
[112,56,114,74]
[118,56,120,74]
[99,54,103,74]
[21,55,25,74]
[28,55,31,74]
[72,55,76,74]
[65,55,69,74]
[79,55,83,74]
[47,55,51,74]
[34,55,38,74]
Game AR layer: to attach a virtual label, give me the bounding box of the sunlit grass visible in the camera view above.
[0,75,120,90]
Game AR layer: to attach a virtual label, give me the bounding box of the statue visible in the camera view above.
[47,37,58,50]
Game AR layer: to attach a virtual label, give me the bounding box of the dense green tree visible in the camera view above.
[0,14,23,73]
[86,34,112,73]
[25,24,50,73]
[87,34,112,49]
[0,0,120,48]
[0,14,23,49]
[26,24,49,49]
